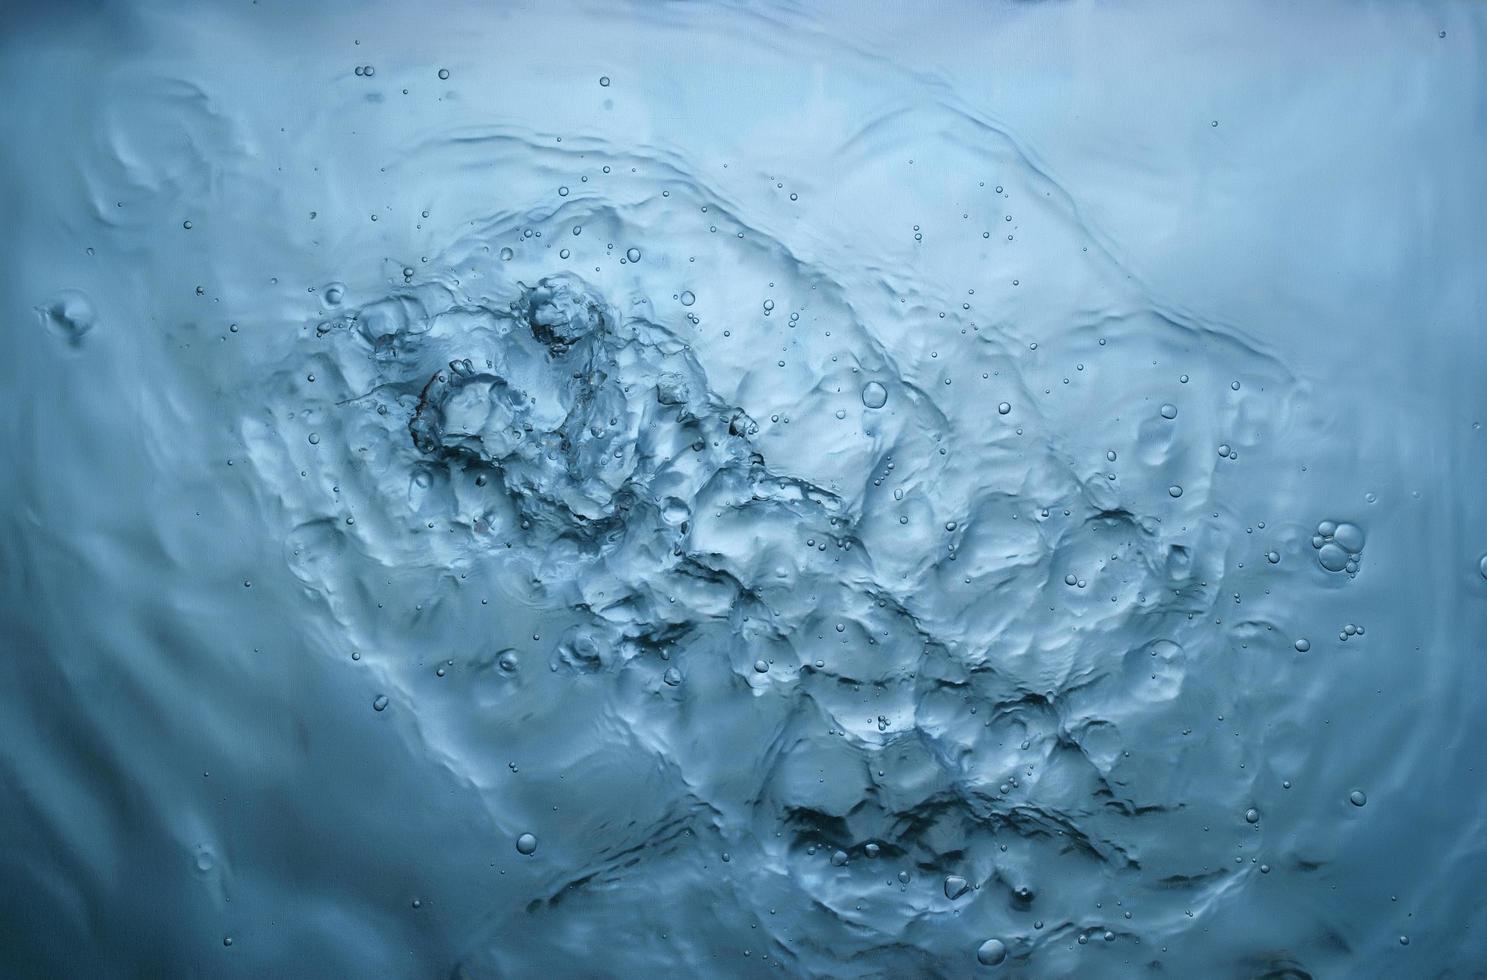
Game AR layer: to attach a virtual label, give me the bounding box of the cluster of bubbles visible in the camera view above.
[1312,519,1365,576]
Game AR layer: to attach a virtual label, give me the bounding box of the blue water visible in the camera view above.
[4,2,1486,977]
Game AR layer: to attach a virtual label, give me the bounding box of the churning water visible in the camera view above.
[3,2,1486,977]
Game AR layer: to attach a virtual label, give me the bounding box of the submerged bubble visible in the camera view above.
[515,833,538,855]
[499,246,514,261]
[1295,638,1311,652]
[1160,403,1178,420]
[438,68,450,80]
[599,75,610,87]
[679,290,696,306]
[997,401,1011,415]
[1349,789,1368,807]
[626,247,642,262]
[1245,807,1260,824]
[372,694,389,712]
[944,875,970,900]
[861,381,888,409]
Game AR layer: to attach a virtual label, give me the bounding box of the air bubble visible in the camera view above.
[1349,789,1367,807]
[626,247,641,262]
[1295,638,1310,652]
[599,75,610,87]
[861,381,888,409]
[680,290,696,306]
[515,833,538,855]
[372,694,389,712]
[499,247,514,261]
[438,68,450,80]
[1160,403,1178,420]
[944,875,970,900]
[997,402,1011,415]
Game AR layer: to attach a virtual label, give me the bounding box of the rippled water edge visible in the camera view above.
[3,1,1487,978]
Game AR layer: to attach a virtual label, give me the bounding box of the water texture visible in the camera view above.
[3,2,1486,977]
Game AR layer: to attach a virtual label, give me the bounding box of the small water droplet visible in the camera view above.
[976,938,1007,966]
[515,833,538,855]
[372,694,389,712]
[997,402,1011,415]
[599,75,610,87]
[1160,403,1178,420]
[1349,789,1367,807]
[1295,638,1311,652]
[861,381,888,409]
[438,68,450,80]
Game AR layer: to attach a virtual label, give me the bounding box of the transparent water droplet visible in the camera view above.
[1245,807,1260,824]
[1160,403,1178,420]
[944,875,970,900]
[861,381,888,409]
[997,402,1011,415]
[1295,638,1311,652]
[1349,789,1367,807]
[372,694,389,712]
[976,938,1007,966]
[515,832,538,855]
